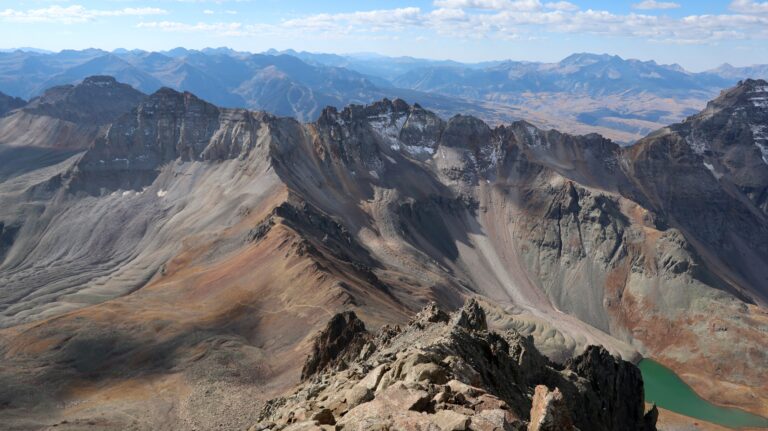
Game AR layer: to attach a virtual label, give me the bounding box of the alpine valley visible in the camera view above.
[0,61,767,430]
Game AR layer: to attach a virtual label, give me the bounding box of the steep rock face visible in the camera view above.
[253,301,656,431]
[565,346,647,430]
[669,79,768,213]
[300,311,370,380]
[70,88,222,194]
[0,91,25,117]
[528,385,575,431]
[626,80,768,303]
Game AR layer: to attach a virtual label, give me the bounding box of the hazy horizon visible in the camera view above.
[0,45,763,73]
[1,0,767,72]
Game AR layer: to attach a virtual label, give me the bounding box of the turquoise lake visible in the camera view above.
[638,359,768,429]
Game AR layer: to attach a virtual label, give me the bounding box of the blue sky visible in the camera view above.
[1,0,767,70]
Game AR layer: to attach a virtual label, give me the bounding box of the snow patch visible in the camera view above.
[703,162,723,180]
[685,131,708,155]
[751,97,768,108]
[482,142,502,168]
[157,189,167,197]
[756,143,768,165]
[751,124,768,165]
[525,125,544,148]
[369,112,408,149]
[408,120,427,132]
[748,86,768,108]
[403,145,435,156]
[640,72,662,79]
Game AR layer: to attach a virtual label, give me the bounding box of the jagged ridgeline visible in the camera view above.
[0,76,766,429]
[254,300,657,430]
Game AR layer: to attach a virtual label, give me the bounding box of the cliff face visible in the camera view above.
[0,77,766,429]
[0,91,25,117]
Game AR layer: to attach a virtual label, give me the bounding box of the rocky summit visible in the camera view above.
[252,300,657,431]
[0,76,766,430]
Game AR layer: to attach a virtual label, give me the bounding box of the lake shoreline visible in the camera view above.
[638,358,768,429]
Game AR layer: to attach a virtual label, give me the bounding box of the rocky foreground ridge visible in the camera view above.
[252,300,657,431]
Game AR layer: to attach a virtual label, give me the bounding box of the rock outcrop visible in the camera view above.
[528,386,574,431]
[252,301,657,431]
[300,311,371,380]
[0,91,25,117]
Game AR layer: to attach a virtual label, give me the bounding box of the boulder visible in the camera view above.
[452,298,488,331]
[433,410,470,431]
[527,386,574,431]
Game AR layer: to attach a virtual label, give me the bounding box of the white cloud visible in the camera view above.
[281,7,422,33]
[432,0,544,11]
[632,1,681,10]
[137,21,243,35]
[545,1,578,11]
[136,3,768,46]
[203,9,214,15]
[0,5,167,24]
[171,0,252,3]
[730,0,768,13]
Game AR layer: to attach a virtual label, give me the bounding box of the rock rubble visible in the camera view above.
[251,300,657,431]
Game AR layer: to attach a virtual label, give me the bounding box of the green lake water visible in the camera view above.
[638,359,768,429]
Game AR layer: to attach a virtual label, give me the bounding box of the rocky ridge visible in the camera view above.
[252,300,657,431]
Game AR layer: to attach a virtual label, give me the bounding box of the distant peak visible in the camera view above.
[21,76,145,125]
[561,52,618,63]
[151,86,183,97]
[141,87,219,117]
[320,98,414,124]
[146,87,206,103]
[81,75,119,87]
[738,78,768,88]
[368,97,411,114]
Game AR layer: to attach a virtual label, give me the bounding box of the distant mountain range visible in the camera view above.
[1,48,766,143]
